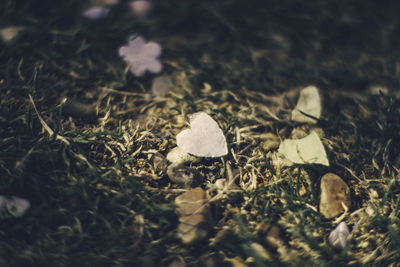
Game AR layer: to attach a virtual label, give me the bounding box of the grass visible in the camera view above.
[1,0,400,266]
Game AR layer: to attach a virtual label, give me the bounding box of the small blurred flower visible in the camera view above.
[130,0,152,20]
[82,6,110,19]
[119,36,162,77]
[328,222,350,249]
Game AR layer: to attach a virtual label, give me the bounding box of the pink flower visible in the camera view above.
[119,36,162,77]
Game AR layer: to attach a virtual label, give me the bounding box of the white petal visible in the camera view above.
[130,63,147,77]
[147,59,162,74]
[144,42,161,57]
[278,131,329,166]
[118,46,129,57]
[119,36,162,77]
[0,196,30,218]
[292,86,321,123]
[328,222,350,249]
[82,6,110,19]
[128,36,145,49]
[7,196,30,217]
[176,112,228,157]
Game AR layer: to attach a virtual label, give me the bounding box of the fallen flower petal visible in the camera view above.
[0,196,30,219]
[82,6,110,19]
[176,112,228,158]
[328,222,350,249]
[278,131,329,166]
[119,36,162,76]
[292,86,321,124]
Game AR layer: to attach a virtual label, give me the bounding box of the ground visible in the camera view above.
[1,0,400,266]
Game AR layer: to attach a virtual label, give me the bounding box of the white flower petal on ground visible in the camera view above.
[328,222,350,249]
[176,112,228,158]
[145,58,162,73]
[0,196,30,219]
[278,131,329,166]
[142,42,161,57]
[292,86,321,123]
[119,36,162,76]
[119,36,145,57]
[129,63,148,78]
[82,6,110,19]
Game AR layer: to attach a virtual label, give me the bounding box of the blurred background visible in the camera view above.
[2,0,400,95]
